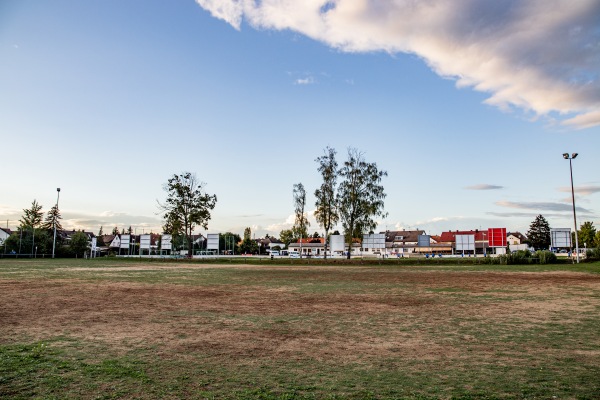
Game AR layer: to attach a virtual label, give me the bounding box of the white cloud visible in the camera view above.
[295,76,316,85]
[196,0,600,128]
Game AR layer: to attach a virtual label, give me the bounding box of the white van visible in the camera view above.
[288,251,300,258]
[270,250,280,256]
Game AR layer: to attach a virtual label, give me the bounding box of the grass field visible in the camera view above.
[1,258,600,399]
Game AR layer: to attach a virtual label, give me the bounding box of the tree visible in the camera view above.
[314,146,339,260]
[127,226,133,235]
[293,182,309,242]
[279,229,295,247]
[158,172,217,257]
[337,148,387,259]
[98,226,104,236]
[243,227,252,241]
[70,231,89,258]
[112,226,119,236]
[41,204,63,232]
[220,232,241,254]
[19,200,44,229]
[578,221,597,248]
[239,238,258,254]
[527,215,551,250]
[595,231,600,249]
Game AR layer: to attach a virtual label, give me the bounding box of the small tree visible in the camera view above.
[337,148,387,259]
[158,172,217,257]
[112,226,119,236]
[527,215,551,250]
[314,146,339,260]
[279,229,295,247]
[578,221,597,248]
[70,231,89,258]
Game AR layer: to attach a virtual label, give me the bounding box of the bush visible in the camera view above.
[535,250,557,264]
[586,248,600,261]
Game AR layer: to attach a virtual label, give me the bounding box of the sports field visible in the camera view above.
[1,258,600,399]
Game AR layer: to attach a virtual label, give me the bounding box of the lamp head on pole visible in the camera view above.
[571,153,578,159]
[57,188,61,192]
[563,153,569,159]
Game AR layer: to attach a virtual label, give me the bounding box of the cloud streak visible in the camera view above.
[558,185,600,196]
[196,0,600,128]
[495,200,592,214]
[465,184,504,190]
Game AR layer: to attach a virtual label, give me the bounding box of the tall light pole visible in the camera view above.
[563,153,579,263]
[52,188,61,259]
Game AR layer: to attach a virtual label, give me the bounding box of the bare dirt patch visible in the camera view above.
[1,266,599,365]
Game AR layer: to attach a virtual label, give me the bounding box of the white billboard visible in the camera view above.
[456,234,475,251]
[120,234,130,249]
[161,234,172,250]
[330,235,345,252]
[140,234,151,249]
[362,234,386,249]
[551,228,571,248]
[91,237,97,251]
[207,233,220,251]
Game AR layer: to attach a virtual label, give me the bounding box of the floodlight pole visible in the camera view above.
[52,188,61,259]
[563,153,579,263]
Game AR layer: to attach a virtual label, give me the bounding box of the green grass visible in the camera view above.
[1,258,600,399]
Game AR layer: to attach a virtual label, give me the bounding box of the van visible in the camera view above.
[288,251,300,258]
[270,250,280,256]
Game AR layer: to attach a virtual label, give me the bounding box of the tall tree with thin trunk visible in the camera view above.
[314,146,339,259]
[293,183,309,257]
[158,172,217,257]
[19,200,44,229]
[337,148,388,259]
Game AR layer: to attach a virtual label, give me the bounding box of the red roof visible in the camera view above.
[298,237,325,244]
[439,230,489,243]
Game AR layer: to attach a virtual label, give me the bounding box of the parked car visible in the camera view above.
[288,251,300,258]
[270,250,280,256]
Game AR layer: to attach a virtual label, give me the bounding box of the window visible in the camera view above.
[395,236,404,241]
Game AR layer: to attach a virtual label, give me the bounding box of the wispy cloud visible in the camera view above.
[295,76,316,85]
[558,185,600,196]
[495,200,592,214]
[465,184,504,190]
[196,0,600,128]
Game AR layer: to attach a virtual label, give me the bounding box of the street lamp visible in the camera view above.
[52,188,61,259]
[563,153,579,263]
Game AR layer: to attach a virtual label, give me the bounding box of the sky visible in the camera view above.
[1,0,599,239]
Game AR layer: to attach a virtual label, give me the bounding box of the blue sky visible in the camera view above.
[1,0,599,238]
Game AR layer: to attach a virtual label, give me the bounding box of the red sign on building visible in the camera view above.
[487,228,507,247]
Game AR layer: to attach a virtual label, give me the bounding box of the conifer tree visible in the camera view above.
[527,214,551,250]
[42,204,63,232]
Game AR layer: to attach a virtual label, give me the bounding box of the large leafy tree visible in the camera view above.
[527,214,551,250]
[159,172,217,257]
[578,221,597,248]
[314,146,339,259]
[41,204,63,232]
[337,148,387,259]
